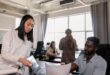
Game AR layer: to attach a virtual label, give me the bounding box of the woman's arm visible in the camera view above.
[18,58,32,68]
[1,30,32,67]
[1,31,20,63]
[46,48,56,56]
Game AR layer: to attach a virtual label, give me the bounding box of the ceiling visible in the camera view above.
[0,0,107,16]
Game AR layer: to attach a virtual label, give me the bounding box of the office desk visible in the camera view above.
[37,61,79,75]
[0,55,18,75]
[36,61,61,75]
[0,62,18,75]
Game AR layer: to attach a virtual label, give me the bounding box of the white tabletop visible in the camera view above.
[0,62,18,75]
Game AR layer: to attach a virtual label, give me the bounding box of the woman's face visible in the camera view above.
[24,18,34,33]
[52,42,55,48]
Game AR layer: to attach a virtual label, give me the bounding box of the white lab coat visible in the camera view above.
[0,30,32,75]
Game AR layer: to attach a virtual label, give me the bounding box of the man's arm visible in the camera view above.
[70,63,78,72]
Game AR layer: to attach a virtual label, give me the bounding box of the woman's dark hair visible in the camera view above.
[16,14,34,42]
[50,41,55,48]
[50,41,56,53]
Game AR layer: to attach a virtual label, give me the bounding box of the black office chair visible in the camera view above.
[34,41,46,60]
[96,44,110,75]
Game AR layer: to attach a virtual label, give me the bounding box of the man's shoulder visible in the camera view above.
[60,37,65,42]
[95,54,105,60]
[94,54,107,64]
[93,54,107,69]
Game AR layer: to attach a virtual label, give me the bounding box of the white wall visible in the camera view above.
[0,13,15,43]
[33,15,41,49]
[0,13,15,29]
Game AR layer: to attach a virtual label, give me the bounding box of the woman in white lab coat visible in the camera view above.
[0,14,34,75]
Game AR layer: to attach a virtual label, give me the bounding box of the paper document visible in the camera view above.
[27,56,41,74]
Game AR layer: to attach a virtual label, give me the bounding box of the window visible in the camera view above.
[44,12,93,50]
[69,14,85,31]
[15,18,21,28]
[44,17,68,48]
[69,12,93,49]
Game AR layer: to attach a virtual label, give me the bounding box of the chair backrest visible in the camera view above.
[96,44,110,75]
[34,41,46,60]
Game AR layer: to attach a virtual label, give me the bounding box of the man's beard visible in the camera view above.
[84,50,95,56]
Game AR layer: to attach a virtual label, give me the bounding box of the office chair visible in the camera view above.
[34,41,46,60]
[96,44,110,75]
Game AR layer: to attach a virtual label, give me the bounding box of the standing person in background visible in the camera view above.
[59,29,77,64]
[46,41,59,61]
[0,14,34,75]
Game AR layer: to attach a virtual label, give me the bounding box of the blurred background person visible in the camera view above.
[59,28,78,64]
[46,41,59,61]
[45,42,50,50]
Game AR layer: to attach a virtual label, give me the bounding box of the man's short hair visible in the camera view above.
[65,29,72,34]
[87,37,100,47]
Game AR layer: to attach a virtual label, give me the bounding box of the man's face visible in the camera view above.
[84,40,96,55]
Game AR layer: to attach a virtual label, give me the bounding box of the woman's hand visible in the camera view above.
[55,51,60,55]
[18,58,32,68]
